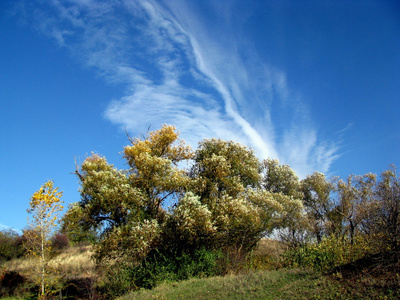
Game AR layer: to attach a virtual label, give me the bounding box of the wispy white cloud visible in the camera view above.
[0,223,22,234]
[0,223,9,230]
[21,0,339,177]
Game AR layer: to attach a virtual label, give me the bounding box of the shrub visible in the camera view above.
[0,230,25,263]
[0,270,34,299]
[131,248,222,289]
[283,234,378,271]
[97,262,135,299]
[98,247,222,297]
[247,239,287,271]
[175,247,222,279]
[51,232,70,252]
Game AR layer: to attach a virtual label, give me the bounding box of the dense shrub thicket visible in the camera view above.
[56,124,400,297]
[59,125,301,295]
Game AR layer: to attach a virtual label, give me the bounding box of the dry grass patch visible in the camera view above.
[49,244,95,276]
[3,244,94,279]
[254,238,286,256]
[248,239,287,270]
[2,244,96,299]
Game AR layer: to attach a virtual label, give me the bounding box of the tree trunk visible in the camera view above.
[41,227,45,296]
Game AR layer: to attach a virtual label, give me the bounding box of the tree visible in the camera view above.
[189,139,302,254]
[123,124,194,219]
[74,125,304,288]
[301,172,334,243]
[260,159,307,247]
[60,202,98,245]
[261,158,303,200]
[75,125,193,265]
[334,173,376,244]
[190,138,260,206]
[75,154,142,236]
[371,167,400,254]
[163,192,215,254]
[25,180,63,297]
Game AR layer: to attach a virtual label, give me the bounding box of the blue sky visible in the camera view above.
[1,0,399,232]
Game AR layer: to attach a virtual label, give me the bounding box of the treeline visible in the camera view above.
[61,125,399,295]
[1,124,398,298]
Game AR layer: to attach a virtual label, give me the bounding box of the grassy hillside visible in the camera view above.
[117,268,393,300]
[117,239,398,300]
[1,240,398,299]
[1,245,96,299]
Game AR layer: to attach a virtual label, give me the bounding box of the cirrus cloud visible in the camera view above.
[19,0,339,178]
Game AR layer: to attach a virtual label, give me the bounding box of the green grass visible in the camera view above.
[118,269,368,300]
[2,241,397,299]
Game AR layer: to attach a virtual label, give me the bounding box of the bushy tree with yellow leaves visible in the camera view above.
[71,125,305,293]
[190,138,261,204]
[333,173,376,244]
[123,124,194,219]
[74,125,193,264]
[364,167,400,254]
[189,139,303,256]
[260,159,307,247]
[301,172,334,243]
[75,154,142,236]
[25,180,63,298]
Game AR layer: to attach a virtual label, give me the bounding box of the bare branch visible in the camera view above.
[125,127,135,144]
[72,156,84,181]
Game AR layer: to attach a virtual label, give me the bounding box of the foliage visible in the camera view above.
[333,173,377,243]
[246,239,287,271]
[369,167,400,253]
[329,166,400,255]
[96,248,222,297]
[0,230,25,264]
[94,219,160,266]
[69,125,308,296]
[60,202,98,245]
[163,192,215,254]
[301,172,334,243]
[282,234,381,272]
[214,190,302,253]
[129,248,222,290]
[25,180,63,298]
[50,232,69,252]
[123,124,194,219]
[74,125,194,257]
[189,139,303,256]
[190,138,260,203]
[260,159,309,248]
[0,270,32,299]
[261,158,303,200]
[76,154,143,235]
[65,123,399,296]
[70,125,199,295]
